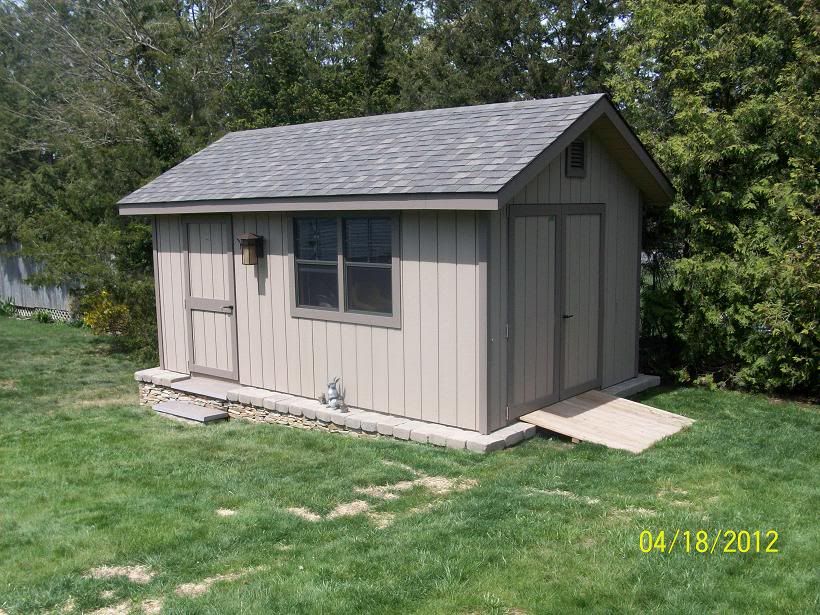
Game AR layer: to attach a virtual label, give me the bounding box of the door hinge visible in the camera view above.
[505,405,510,420]
[505,323,510,339]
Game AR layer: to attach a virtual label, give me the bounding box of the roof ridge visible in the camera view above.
[224,93,607,137]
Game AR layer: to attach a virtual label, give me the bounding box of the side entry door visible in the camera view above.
[183,216,238,380]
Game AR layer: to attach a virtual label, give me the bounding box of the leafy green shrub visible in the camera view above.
[81,290,130,335]
[76,279,158,363]
[32,310,54,324]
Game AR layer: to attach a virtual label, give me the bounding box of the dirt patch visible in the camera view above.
[216,508,237,517]
[85,564,154,584]
[529,488,600,505]
[175,567,262,598]
[367,512,396,529]
[88,597,163,615]
[286,470,478,526]
[141,598,164,614]
[0,379,16,390]
[58,598,76,613]
[354,475,476,500]
[89,601,131,615]
[418,476,477,495]
[100,590,116,599]
[327,500,371,519]
[287,507,322,522]
[289,500,374,522]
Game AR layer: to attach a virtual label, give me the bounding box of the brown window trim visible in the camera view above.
[287,212,402,328]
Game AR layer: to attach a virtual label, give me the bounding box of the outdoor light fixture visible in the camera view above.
[238,233,263,265]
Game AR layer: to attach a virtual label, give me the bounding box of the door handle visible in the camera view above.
[562,314,574,319]
[221,305,234,314]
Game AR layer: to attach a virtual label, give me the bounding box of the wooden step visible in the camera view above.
[153,401,228,424]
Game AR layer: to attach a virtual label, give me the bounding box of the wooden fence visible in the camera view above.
[1,242,72,316]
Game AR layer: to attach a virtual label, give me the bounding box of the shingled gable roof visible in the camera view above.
[119,94,673,215]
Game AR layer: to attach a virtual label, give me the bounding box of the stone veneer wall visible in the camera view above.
[139,382,375,438]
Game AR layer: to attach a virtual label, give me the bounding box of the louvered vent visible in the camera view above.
[565,139,586,177]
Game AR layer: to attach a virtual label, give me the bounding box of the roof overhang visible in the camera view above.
[119,95,672,216]
[496,96,675,206]
[119,193,499,216]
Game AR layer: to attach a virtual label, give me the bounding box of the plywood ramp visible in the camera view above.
[521,389,693,453]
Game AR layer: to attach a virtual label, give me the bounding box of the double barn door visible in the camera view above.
[183,216,239,380]
[508,204,604,418]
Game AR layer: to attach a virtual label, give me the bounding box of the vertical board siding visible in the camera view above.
[418,213,440,423]
[436,211,458,426]
[152,211,483,431]
[401,212,423,419]
[486,209,508,432]
[154,211,485,430]
[486,132,642,429]
[155,216,188,373]
[455,212,478,429]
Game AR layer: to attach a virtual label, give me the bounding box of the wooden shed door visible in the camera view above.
[508,212,560,415]
[183,216,238,380]
[508,205,603,417]
[559,210,603,398]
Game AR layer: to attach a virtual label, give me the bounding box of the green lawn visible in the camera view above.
[0,317,818,614]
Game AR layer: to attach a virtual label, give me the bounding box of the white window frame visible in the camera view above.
[288,212,402,328]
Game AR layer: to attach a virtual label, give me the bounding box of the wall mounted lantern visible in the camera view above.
[238,233,263,265]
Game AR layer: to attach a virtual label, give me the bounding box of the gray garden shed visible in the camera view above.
[120,93,673,435]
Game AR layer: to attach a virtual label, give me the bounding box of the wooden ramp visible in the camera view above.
[521,389,693,453]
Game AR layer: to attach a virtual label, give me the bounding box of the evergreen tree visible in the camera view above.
[610,0,819,394]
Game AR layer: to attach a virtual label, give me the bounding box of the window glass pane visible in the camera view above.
[344,217,391,263]
[346,265,392,314]
[297,263,339,309]
[294,217,336,261]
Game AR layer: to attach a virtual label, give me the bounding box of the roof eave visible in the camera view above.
[118,192,500,216]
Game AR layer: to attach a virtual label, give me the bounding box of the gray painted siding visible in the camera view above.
[232,211,485,431]
[148,211,485,431]
[487,132,641,431]
[154,216,189,372]
[0,242,71,311]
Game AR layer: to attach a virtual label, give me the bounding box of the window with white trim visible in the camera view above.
[291,214,400,327]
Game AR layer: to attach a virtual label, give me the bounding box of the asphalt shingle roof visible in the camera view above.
[119,94,604,204]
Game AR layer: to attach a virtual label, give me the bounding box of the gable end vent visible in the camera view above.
[565,139,586,178]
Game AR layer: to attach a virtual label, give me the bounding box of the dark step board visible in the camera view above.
[153,400,228,424]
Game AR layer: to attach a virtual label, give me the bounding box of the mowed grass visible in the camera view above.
[0,317,818,614]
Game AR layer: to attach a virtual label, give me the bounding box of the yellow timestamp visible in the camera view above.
[639,529,780,554]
